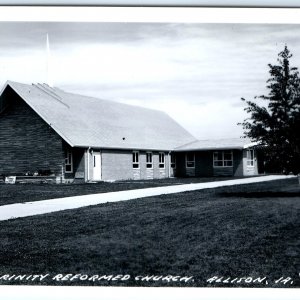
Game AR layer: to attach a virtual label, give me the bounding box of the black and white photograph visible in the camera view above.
[0,6,299,297]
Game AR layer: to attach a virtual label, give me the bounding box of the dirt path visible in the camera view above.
[0,175,295,221]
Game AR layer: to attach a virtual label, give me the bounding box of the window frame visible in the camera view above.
[159,152,165,169]
[186,152,195,168]
[65,149,73,173]
[132,151,139,169]
[246,149,255,167]
[146,152,153,169]
[213,151,233,168]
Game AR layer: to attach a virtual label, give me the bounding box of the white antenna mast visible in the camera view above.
[46,33,54,87]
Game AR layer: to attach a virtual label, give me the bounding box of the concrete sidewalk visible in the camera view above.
[0,175,294,221]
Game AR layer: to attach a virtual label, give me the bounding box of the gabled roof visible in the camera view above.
[1,80,197,150]
[174,138,257,151]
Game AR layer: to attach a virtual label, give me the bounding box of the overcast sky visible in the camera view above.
[1,22,300,139]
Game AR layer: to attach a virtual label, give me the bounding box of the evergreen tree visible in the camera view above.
[240,46,300,175]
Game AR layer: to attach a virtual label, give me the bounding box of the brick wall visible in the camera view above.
[101,149,170,181]
[0,87,65,176]
[195,151,213,176]
[233,150,243,176]
[176,152,211,177]
[101,149,134,181]
[213,166,233,176]
[72,147,85,179]
[152,152,168,179]
[175,150,246,177]
[175,153,187,177]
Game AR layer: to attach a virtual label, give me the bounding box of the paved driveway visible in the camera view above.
[0,175,294,221]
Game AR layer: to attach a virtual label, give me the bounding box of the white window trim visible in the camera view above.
[186,153,195,168]
[132,151,140,169]
[65,150,73,173]
[146,152,153,169]
[213,151,233,168]
[159,152,165,169]
[246,149,255,168]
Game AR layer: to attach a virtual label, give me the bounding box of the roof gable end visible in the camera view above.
[1,81,196,150]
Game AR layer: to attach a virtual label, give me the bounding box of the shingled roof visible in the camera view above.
[1,80,197,150]
[174,138,257,151]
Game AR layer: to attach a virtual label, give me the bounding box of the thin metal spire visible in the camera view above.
[46,33,53,87]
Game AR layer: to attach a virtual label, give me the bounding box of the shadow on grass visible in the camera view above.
[219,191,300,198]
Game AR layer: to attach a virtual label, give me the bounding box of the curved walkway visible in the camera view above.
[0,175,294,221]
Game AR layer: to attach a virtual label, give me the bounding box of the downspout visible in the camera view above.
[100,150,102,181]
[87,147,91,182]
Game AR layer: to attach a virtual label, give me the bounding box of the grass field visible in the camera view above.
[0,176,244,205]
[0,177,298,287]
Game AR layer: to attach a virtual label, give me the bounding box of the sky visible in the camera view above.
[1,22,300,139]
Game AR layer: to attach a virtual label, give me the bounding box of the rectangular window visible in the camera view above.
[65,150,73,173]
[159,152,165,168]
[186,153,195,168]
[213,151,233,167]
[132,151,139,169]
[171,153,176,169]
[146,152,153,169]
[247,149,255,167]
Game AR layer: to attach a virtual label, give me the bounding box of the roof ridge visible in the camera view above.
[195,137,248,141]
[33,83,70,109]
[174,137,253,151]
[174,138,199,149]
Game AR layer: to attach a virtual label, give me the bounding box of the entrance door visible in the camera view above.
[93,151,101,181]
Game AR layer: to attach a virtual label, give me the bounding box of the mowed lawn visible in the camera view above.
[0,178,298,287]
[0,176,242,206]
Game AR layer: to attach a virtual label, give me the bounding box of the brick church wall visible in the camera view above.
[0,86,65,176]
